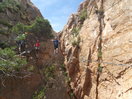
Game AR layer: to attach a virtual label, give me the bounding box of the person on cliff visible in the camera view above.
[34,40,40,53]
[52,37,59,54]
[16,32,27,53]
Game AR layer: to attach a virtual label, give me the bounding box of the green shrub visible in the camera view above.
[12,23,26,34]
[71,27,80,37]
[43,65,55,80]
[0,20,12,28]
[95,9,104,15]
[0,47,27,72]
[98,48,102,58]
[79,9,87,23]
[71,40,79,47]
[0,42,8,49]
[60,64,66,72]
[30,17,52,38]
[97,65,103,73]
[15,33,27,41]
[33,87,46,99]
[0,29,8,35]
[27,65,35,72]
[0,0,20,12]
[71,36,81,47]
[11,17,53,38]
[0,20,13,35]
[70,92,74,99]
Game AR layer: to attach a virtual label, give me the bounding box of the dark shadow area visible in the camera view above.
[82,68,92,97]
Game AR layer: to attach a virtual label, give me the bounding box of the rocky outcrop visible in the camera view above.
[0,0,44,99]
[61,0,132,99]
[0,0,42,25]
[0,0,42,43]
[0,74,42,99]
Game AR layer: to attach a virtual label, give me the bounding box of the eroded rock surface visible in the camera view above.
[61,0,132,99]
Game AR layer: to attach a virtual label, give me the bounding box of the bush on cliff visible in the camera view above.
[12,17,53,38]
[71,36,81,47]
[0,20,13,28]
[71,27,80,37]
[0,47,27,72]
[30,17,53,38]
[0,0,20,12]
[79,9,87,23]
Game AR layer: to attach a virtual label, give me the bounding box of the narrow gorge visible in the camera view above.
[0,0,132,99]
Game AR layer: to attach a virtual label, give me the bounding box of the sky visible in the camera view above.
[31,0,83,32]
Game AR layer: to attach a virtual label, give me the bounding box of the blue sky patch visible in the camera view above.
[31,0,83,32]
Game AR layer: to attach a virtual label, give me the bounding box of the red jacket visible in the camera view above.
[35,42,40,47]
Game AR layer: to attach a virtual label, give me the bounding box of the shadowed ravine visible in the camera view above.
[0,40,71,99]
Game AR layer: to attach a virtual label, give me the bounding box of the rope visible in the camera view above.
[81,0,129,67]
[81,57,132,67]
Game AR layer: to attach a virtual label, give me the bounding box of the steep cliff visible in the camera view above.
[0,0,43,99]
[60,0,132,99]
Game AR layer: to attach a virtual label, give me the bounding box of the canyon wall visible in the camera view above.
[60,0,132,99]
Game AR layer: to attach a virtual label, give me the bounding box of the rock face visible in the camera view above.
[0,0,42,42]
[0,0,43,99]
[0,74,42,99]
[60,0,132,99]
[0,0,42,25]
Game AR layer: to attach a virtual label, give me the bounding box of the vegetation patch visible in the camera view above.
[0,0,20,12]
[95,9,104,15]
[27,65,35,72]
[12,17,53,39]
[43,65,55,81]
[71,27,80,37]
[29,17,53,38]
[32,65,56,99]
[0,20,13,28]
[33,87,46,99]
[97,65,103,73]
[0,29,8,35]
[0,47,27,72]
[98,48,102,58]
[71,36,81,47]
[60,64,76,99]
[79,8,87,23]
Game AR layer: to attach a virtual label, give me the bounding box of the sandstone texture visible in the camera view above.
[60,0,132,99]
[0,74,42,99]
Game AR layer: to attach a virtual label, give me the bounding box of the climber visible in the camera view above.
[16,32,27,53]
[52,37,59,54]
[17,40,26,53]
[34,40,40,53]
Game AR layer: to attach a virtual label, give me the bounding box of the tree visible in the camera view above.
[30,17,52,38]
[11,17,53,39]
[0,47,27,72]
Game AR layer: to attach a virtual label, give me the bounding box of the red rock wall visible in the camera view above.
[61,0,132,99]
